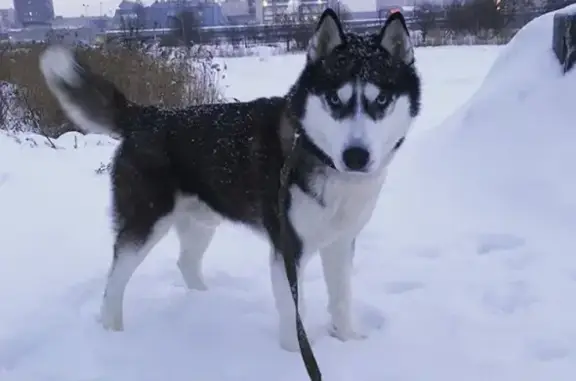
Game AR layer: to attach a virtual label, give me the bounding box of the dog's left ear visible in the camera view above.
[379,12,414,65]
[307,8,346,63]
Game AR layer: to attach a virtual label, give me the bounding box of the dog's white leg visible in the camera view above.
[320,236,363,341]
[174,216,217,291]
[100,216,172,331]
[270,250,308,352]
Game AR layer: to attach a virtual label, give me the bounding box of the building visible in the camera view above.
[0,8,17,30]
[220,0,255,24]
[112,0,228,29]
[13,0,54,27]
[259,0,341,24]
[247,0,257,20]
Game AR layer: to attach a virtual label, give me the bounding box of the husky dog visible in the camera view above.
[40,9,420,355]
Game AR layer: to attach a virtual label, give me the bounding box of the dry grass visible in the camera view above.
[0,41,224,138]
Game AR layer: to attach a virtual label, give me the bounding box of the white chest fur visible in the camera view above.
[288,169,387,254]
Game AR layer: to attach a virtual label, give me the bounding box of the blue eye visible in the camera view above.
[326,92,342,107]
[375,93,389,105]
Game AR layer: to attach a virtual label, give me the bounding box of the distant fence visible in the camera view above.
[102,18,387,47]
[100,9,544,50]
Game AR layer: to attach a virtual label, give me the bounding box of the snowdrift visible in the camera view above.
[380,6,576,244]
[0,131,117,188]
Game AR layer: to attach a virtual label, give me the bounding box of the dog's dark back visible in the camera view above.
[112,97,288,228]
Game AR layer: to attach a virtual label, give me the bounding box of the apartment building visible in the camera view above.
[13,0,55,26]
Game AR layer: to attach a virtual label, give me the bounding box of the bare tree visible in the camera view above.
[500,0,535,13]
[445,0,470,35]
[133,0,147,29]
[119,0,147,40]
[335,3,353,22]
[445,0,504,36]
[413,2,438,42]
[0,45,7,129]
[0,86,7,129]
[170,10,202,46]
[543,0,571,12]
[499,0,535,27]
[476,0,504,32]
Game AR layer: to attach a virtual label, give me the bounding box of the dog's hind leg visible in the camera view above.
[174,218,218,291]
[99,158,176,331]
[100,219,172,331]
[173,197,220,291]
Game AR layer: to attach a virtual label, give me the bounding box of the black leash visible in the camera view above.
[278,130,322,381]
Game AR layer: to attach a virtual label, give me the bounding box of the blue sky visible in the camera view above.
[0,0,375,18]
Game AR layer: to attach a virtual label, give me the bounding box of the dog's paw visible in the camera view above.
[279,334,301,352]
[328,324,367,342]
[177,260,209,291]
[100,319,124,332]
[278,326,319,352]
[185,278,208,291]
[98,309,124,332]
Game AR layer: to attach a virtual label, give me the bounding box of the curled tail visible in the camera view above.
[39,45,130,137]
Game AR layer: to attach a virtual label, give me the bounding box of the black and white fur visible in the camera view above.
[39,9,420,352]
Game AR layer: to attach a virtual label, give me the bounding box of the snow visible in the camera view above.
[2,8,576,380]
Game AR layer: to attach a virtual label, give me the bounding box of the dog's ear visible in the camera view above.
[379,12,414,65]
[307,8,346,63]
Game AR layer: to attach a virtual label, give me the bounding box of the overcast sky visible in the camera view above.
[0,0,378,18]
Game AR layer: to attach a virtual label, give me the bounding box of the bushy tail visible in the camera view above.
[39,45,130,137]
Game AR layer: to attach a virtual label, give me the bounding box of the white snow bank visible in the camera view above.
[383,5,576,242]
[362,13,576,379]
[0,131,117,186]
[0,131,117,150]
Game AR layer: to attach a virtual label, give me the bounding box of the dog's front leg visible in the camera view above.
[270,249,306,352]
[320,236,364,341]
[264,197,309,352]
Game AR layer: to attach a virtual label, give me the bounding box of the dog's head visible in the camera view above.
[288,9,421,174]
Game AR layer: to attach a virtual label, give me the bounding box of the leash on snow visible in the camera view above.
[278,130,322,381]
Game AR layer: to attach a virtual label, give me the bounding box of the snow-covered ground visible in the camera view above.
[2,9,576,380]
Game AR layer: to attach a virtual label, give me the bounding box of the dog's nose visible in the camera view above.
[342,146,370,171]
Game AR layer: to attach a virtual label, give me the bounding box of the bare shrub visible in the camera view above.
[0,44,10,129]
[0,85,6,128]
[0,81,29,132]
[0,41,224,138]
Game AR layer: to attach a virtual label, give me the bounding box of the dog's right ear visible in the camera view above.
[307,8,346,63]
[379,11,414,65]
